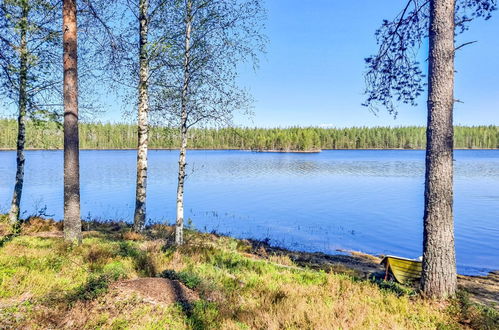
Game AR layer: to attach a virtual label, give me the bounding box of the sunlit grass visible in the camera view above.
[0,220,497,329]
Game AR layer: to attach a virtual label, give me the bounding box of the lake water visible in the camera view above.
[0,149,498,275]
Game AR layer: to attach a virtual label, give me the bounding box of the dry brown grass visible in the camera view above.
[148,224,175,240]
[122,230,146,241]
[22,216,63,233]
[1,217,497,329]
[268,254,296,267]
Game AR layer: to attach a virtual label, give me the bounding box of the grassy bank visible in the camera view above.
[0,217,498,329]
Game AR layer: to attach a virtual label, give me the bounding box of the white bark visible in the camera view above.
[175,0,192,246]
[133,0,149,232]
[9,4,28,225]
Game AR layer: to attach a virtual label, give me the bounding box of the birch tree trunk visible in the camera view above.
[9,5,29,225]
[421,0,457,299]
[175,0,192,246]
[63,0,82,244]
[133,0,149,232]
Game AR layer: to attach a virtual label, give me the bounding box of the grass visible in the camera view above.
[0,218,497,329]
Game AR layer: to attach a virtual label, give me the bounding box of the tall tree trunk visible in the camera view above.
[421,0,457,299]
[175,0,192,246]
[133,0,149,232]
[175,121,188,245]
[63,0,82,244]
[9,5,29,225]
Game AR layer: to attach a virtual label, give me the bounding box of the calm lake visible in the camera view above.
[0,149,498,275]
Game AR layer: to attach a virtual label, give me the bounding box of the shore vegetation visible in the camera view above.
[0,216,497,329]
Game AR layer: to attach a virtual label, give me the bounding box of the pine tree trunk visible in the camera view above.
[133,0,149,232]
[175,0,192,246]
[63,0,82,244]
[421,0,457,299]
[9,5,29,225]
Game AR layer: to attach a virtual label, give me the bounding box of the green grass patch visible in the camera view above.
[0,224,496,329]
[160,269,202,289]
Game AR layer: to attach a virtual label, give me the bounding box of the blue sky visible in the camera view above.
[228,0,499,128]
[4,0,494,128]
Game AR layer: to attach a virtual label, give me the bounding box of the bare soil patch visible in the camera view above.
[55,278,199,329]
[111,278,199,305]
[458,271,499,309]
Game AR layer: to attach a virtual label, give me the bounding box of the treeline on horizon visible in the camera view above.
[0,119,497,150]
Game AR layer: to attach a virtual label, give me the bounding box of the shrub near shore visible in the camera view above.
[0,217,498,329]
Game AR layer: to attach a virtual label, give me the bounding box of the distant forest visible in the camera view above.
[0,119,497,150]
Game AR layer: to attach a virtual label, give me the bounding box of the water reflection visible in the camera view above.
[0,149,498,275]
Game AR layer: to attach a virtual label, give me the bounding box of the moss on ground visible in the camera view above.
[0,218,497,329]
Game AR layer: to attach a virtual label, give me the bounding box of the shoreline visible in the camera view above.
[0,214,492,278]
[1,215,497,310]
[251,237,499,309]
[2,218,498,328]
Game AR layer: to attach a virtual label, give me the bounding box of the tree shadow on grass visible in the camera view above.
[117,240,158,277]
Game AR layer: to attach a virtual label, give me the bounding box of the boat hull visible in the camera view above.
[381,256,422,283]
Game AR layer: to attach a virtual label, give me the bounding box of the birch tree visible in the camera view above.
[0,0,61,225]
[131,0,165,232]
[152,0,266,245]
[85,0,168,232]
[364,0,496,299]
[132,0,149,232]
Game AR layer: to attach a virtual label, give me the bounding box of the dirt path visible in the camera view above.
[111,278,199,305]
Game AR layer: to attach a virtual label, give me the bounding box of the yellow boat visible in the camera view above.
[380,255,422,284]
